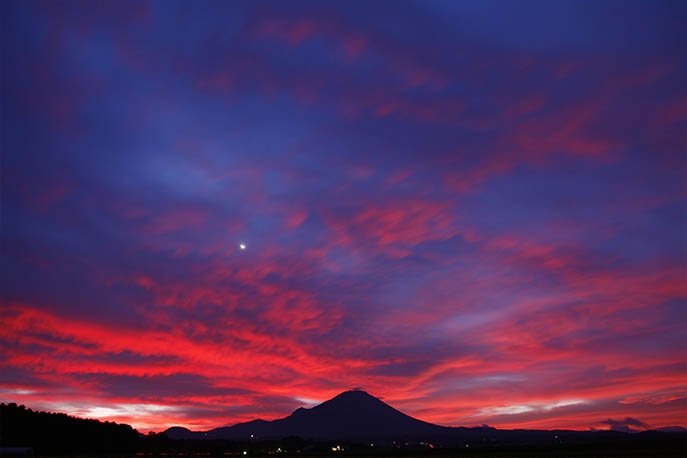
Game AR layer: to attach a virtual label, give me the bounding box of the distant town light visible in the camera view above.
[239,243,246,250]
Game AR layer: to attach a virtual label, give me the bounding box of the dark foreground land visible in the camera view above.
[134,436,687,458]
[1,403,685,457]
[139,434,686,458]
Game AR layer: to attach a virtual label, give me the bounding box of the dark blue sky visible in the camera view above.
[1,0,686,432]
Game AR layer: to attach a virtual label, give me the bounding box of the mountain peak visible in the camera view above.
[331,389,376,401]
[197,390,450,441]
[289,391,381,419]
[316,390,391,412]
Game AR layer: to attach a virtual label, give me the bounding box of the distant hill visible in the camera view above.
[656,426,687,433]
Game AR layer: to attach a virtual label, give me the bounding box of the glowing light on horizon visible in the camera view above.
[480,399,587,417]
[543,399,585,410]
[295,396,321,405]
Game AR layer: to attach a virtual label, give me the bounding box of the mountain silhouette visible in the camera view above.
[164,390,687,445]
[164,390,488,441]
[3,399,685,455]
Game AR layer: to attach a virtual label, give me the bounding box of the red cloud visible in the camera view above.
[322,199,461,258]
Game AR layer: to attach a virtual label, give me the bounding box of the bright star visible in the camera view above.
[239,243,246,250]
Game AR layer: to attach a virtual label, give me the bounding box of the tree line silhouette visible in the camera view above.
[0,402,139,454]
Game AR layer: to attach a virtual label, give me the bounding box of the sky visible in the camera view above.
[1,0,686,434]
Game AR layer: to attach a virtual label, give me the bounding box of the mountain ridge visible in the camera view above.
[162,390,687,444]
[164,389,491,441]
